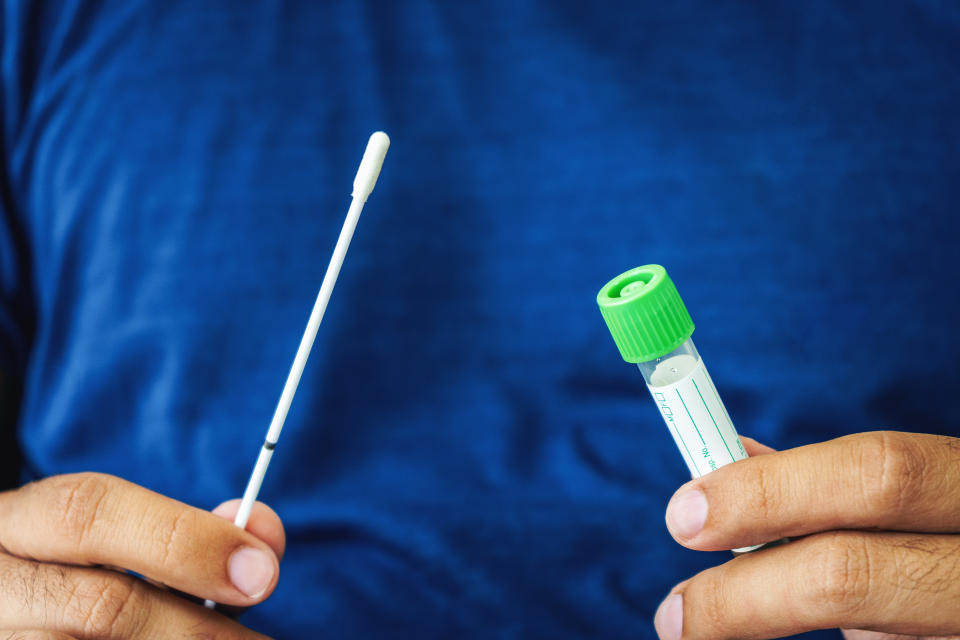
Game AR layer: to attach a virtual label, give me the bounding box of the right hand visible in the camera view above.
[0,472,285,639]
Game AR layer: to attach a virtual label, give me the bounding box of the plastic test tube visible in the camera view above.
[597,264,760,553]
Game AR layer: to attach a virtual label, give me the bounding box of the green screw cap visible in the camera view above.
[596,264,695,363]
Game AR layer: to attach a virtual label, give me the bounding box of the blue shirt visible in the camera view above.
[2,2,959,637]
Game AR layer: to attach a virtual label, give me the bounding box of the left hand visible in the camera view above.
[653,431,960,640]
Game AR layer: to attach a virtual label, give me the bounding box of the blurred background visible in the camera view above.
[1,1,959,637]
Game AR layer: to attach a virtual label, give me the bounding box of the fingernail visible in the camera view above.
[653,593,683,640]
[228,547,275,598]
[666,487,708,539]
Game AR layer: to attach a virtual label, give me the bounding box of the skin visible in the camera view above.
[0,473,285,639]
[1,431,955,638]
[654,432,960,640]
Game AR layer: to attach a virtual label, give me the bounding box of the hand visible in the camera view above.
[0,473,285,639]
[653,431,960,640]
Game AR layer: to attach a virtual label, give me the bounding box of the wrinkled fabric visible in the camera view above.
[1,2,959,638]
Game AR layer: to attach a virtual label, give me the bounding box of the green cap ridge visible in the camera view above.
[596,264,695,363]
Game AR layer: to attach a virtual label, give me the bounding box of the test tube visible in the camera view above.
[597,265,760,552]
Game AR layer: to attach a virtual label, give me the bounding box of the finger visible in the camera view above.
[739,436,776,456]
[842,631,905,640]
[665,431,960,550]
[0,631,78,640]
[654,530,960,640]
[0,473,280,606]
[0,554,271,639]
[843,631,960,640]
[211,500,286,561]
[206,501,287,621]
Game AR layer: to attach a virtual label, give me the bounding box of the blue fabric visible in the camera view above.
[2,1,959,637]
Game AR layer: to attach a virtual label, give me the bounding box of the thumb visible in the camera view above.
[740,436,777,457]
[212,500,286,561]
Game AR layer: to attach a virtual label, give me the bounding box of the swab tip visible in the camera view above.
[369,130,390,148]
[352,131,390,200]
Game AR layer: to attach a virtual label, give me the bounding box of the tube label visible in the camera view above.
[647,359,746,478]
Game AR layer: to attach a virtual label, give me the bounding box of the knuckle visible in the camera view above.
[856,432,923,517]
[50,473,114,550]
[684,568,733,631]
[812,532,873,614]
[152,507,198,570]
[739,459,781,521]
[65,573,145,638]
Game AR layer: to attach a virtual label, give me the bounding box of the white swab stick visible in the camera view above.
[205,132,389,609]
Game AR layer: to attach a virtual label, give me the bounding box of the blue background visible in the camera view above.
[2,1,959,637]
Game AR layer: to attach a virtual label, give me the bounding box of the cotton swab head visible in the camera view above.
[352,131,391,201]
